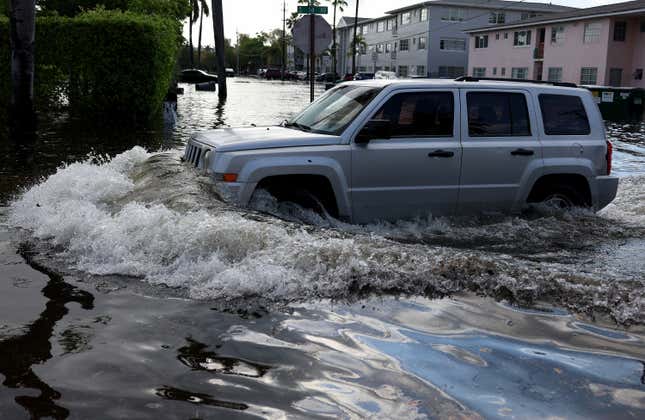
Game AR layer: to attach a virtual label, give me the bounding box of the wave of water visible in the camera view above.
[7,148,645,324]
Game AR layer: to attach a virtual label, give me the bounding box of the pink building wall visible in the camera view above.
[543,18,610,85]
[468,14,645,88]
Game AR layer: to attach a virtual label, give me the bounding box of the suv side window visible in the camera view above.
[373,92,454,137]
[467,92,531,137]
[538,94,591,135]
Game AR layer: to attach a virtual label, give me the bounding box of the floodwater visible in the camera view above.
[1,79,644,419]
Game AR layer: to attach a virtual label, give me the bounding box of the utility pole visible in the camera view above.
[351,0,359,75]
[9,0,36,133]
[309,0,315,102]
[282,0,286,81]
[212,0,227,99]
[236,29,240,75]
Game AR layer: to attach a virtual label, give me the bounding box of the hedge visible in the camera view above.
[0,9,182,123]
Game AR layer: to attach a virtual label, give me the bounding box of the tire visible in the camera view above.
[278,188,329,217]
[529,183,589,209]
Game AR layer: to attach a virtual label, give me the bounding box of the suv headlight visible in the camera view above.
[202,149,212,171]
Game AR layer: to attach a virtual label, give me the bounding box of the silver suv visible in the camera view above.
[184,79,618,223]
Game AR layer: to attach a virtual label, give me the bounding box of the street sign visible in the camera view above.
[291,15,332,55]
[297,5,328,14]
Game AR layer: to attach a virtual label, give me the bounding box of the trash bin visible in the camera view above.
[582,86,645,122]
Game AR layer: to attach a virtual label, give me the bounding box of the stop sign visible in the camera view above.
[292,15,332,55]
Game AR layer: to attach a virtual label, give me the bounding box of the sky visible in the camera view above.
[185,0,628,47]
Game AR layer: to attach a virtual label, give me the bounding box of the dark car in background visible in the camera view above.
[353,72,375,80]
[180,69,218,83]
[315,72,339,83]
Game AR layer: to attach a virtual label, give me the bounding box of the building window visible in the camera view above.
[492,67,497,75]
[358,66,367,72]
[521,11,538,20]
[467,92,531,137]
[398,65,409,77]
[439,66,465,78]
[401,11,412,25]
[475,35,489,48]
[504,32,508,39]
[385,43,391,53]
[399,39,409,51]
[580,67,598,84]
[362,24,369,34]
[609,68,623,86]
[472,67,486,77]
[539,94,590,136]
[420,8,428,21]
[418,36,427,50]
[551,26,565,44]
[359,44,367,55]
[440,38,466,51]
[377,20,385,32]
[495,33,500,40]
[614,21,627,41]
[584,23,602,43]
[376,44,384,53]
[443,8,464,22]
[417,65,426,76]
[501,67,506,76]
[386,19,393,31]
[489,12,506,24]
[511,67,529,79]
[635,69,644,80]
[513,30,532,47]
[547,67,563,82]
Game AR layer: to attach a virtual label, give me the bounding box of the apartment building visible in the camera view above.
[335,0,573,78]
[466,0,645,87]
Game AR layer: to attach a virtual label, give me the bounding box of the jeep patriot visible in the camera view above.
[183,79,619,223]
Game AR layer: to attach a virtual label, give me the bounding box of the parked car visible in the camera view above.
[375,71,397,80]
[316,72,338,82]
[179,69,218,83]
[296,71,308,81]
[353,72,375,80]
[184,79,618,223]
[264,68,283,80]
[225,68,235,77]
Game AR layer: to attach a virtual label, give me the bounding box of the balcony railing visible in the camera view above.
[534,42,544,60]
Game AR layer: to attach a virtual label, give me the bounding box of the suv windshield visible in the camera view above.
[287,85,382,135]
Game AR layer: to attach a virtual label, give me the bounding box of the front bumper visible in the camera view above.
[595,175,619,210]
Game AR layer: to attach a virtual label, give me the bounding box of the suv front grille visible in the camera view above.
[184,142,205,168]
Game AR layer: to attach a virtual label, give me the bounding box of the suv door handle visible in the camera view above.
[511,148,534,156]
[428,150,454,158]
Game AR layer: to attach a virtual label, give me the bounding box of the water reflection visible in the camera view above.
[177,337,271,378]
[0,248,94,419]
[155,386,249,411]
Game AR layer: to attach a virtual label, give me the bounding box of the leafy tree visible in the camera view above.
[348,34,366,57]
[128,0,191,20]
[36,0,129,16]
[186,0,199,68]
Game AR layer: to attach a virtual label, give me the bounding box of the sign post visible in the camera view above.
[292,2,330,102]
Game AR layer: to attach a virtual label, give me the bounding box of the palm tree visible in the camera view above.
[197,0,210,67]
[188,0,200,68]
[351,0,359,75]
[286,11,299,30]
[9,0,36,132]
[329,0,347,77]
[348,34,366,57]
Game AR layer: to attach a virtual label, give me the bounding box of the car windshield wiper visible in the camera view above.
[284,121,312,132]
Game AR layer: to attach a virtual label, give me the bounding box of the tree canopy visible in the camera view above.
[36,0,190,20]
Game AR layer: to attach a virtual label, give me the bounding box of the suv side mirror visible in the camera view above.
[355,119,392,144]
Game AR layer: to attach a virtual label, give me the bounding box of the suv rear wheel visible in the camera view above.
[529,183,588,209]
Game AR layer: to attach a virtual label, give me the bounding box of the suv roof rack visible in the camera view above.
[454,76,578,88]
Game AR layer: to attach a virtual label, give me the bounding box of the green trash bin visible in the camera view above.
[583,86,645,122]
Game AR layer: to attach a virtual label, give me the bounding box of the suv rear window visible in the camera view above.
[467,92,531,137]
[539,94,591,135]
[373,92,454,137]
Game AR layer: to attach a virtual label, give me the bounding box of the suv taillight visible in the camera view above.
[606,140,613,175]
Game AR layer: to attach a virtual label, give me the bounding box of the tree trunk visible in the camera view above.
[189,20,194,68]
[9,0,36,132]
[351,0,359,75]
[197,8,204,67]
[212,0,227,99]
[332,3,337,77]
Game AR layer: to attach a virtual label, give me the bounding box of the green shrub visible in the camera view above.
[0,9,182,124]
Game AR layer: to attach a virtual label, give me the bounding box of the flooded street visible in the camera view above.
[1,79,644,418]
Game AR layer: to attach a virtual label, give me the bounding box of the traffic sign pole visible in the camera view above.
[310,12,315,102]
